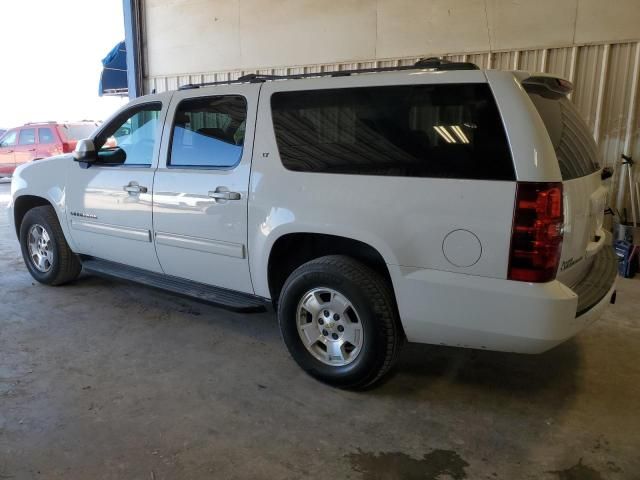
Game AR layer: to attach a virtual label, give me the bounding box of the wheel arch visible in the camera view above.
[13,195,54,238]
[266,232,394,305]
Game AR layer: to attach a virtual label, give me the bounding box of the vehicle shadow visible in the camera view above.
[374,338,582,409]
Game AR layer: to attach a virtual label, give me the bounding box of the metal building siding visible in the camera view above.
[146,41,640,209]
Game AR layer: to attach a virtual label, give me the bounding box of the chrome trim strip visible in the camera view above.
[155,231,245,259]
[71,220,152,242]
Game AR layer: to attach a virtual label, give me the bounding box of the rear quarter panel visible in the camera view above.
[248,71,517,299]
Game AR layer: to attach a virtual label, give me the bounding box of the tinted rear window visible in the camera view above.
[38,127,55,144]
[61,124,97,141]
[18,128,36,145]
[527,93,600,180]
[270,84,514,180]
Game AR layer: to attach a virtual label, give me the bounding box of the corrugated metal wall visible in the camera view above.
[147,41,640,214]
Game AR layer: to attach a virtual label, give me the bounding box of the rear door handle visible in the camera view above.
[123,182,148,194]
[208,189,241,201]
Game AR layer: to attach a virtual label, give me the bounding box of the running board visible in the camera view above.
[81,258,268,313]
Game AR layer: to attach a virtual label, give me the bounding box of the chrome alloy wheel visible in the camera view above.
[296,287,364,367]
[27,224,53,273]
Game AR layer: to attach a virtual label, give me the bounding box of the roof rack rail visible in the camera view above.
[178,57,479,90]
[24,121,57,125]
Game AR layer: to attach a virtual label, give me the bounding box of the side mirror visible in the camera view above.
[73,139,97,167]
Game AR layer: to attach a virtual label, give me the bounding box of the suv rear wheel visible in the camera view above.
[19,206,81,285]
[278,255,402,389]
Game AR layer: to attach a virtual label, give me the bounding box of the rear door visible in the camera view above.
[36,126,57,158]
[0,129,17,175]
[526,86,605,287]
[152,84,259,294]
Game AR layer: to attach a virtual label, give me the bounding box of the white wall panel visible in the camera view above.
[575,0,640,44]
[145,0,241,76]
[485,0,577,50]
[143,0,640,75]
[376,0,490,58]
[240,0,377,68]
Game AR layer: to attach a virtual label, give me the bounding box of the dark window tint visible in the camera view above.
[18,128,36,145]
[96,103,162,166]
[271,84,514,180]
[38,127,55,144]
[61,124,98,141]
[0,130,17,147]
[170,96,247,168]
[527,92,600,180]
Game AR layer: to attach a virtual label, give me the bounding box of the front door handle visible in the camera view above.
[208,189,241,201]
[27,148,36,152]
[123,182,148,194]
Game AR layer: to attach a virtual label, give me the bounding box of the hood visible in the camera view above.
[14,154,74,176]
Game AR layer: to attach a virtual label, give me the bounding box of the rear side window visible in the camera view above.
[270,84,514,180]
[527,93,600,180]
[170,95,247,168]
[18,128,36,145]
[38,127,55,144]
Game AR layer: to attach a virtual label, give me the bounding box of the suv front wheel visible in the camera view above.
[19,205,82,286]
[278,255,402,389]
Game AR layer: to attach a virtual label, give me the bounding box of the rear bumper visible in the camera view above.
[391,247,618,354]
[572,245,618,316]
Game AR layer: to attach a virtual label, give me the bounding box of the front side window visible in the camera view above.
[0,130,17,148]
[38,127,55,144]
[169,95,247,168]
[96,103,162,166]
[18,128,36,145]
[271,84,514,180]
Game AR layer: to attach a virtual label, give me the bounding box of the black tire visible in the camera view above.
[278,255,402,389]
[19,205,82,286]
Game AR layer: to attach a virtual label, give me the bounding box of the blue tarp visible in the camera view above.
[99,41,128,96]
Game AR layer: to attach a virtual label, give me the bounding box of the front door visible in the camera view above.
[152,85,259,294]
[15,128,37,168]
[66,95,172,272]
[0,129,17,175]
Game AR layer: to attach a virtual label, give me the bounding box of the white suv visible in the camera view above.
[8,60,618,389]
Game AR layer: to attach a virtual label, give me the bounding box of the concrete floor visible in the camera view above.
[0,180,639,480]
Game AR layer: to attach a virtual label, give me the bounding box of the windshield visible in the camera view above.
[61,123,98,141]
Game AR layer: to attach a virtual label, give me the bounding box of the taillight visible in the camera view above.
[61,142,73,153]
[508,182,564,282]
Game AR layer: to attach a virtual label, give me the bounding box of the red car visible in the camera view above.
[0,122,99,176]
